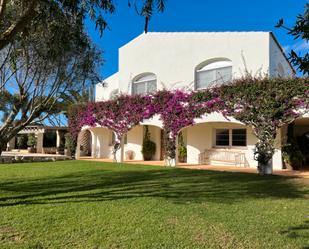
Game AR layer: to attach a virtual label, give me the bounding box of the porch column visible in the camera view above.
[120,136,125,163]
[114,136,125,163]
[56,130,61,148]
[272,128,283,170]
[91,132,97,158]
[7,137,16,151]
[36,133,44,153]
[175,135,179,167]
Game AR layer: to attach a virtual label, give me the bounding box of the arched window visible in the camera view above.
[195,59,232,90]
[132,73,157,95]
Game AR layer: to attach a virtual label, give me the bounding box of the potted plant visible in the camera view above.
[125,150,135,160]
[178,144,187,163]
[177,132,187,163]
[282,140,304,170]
[27,134,36,153]
[142,126,156,161]
[254,142,274,175]
[64,133,76,157]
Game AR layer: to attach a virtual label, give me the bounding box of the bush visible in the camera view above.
[64,133,76,156]
[27,134,36,147]
[142,126,156,161]
[282,140,304,170]
[178,144,187,163]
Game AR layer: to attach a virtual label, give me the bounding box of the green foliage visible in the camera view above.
[0,0,166,50]
[16,135,27,149]
[64,133,76,156]
[27,134,36,147]
[276,4,309,74]
[178,132,187,162]
[219,76,308,165]
[142,126,156,160]
[282,124,304,169]
[282,141,304,170]
[178,145,187,161]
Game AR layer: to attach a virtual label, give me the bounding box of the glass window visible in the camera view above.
[216,129,229,146]
[132,73,157,95]
[232,129,247,146]
[196,60,232,90]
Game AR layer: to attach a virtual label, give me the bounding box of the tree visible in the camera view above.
[276,3,309,75]
[0,0,166,50]
[46,88,94,126]
[0,2,101,155]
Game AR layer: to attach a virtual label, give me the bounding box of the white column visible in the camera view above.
[75,132,81,159]
[56,130,61,148]
[175,135,179,167]
[120,136,125,163]
[7,137,16,151]
[91,132,97,158]
[115,136,125,163]
[36,133,44,153]
[273,128,283,170]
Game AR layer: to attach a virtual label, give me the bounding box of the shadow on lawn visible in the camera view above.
[281,220,309,249]
[0,165,307,207]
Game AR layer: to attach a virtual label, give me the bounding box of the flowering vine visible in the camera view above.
[68,77,308,171]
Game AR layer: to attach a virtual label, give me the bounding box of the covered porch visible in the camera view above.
[76,112,288,171]
[6,126,68,155]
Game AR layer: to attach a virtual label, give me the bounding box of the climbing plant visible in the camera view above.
[68,77,308,170]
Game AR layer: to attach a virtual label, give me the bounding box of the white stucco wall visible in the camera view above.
[96,32,289,97]
[269,34,294,77]
[124,125,161,161]
[186,122,259,168]
[118,32,270,94]
[95,72,119,102]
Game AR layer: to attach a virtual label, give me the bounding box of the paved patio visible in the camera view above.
[79,157,309,179]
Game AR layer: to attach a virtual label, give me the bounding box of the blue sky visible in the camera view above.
[86,0,308,79]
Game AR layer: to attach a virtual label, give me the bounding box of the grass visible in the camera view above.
[0,161,308,249]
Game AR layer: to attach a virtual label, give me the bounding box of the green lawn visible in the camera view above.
[0,161,308,249]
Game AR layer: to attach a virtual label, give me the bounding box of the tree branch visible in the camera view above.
[0,0,38,50]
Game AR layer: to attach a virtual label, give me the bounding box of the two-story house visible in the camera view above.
[76,32,309,170]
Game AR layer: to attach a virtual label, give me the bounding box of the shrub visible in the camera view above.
[142,126,156,160]
[64,133,76,156]
[27,134,36,147]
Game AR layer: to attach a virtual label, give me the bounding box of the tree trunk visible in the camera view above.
[0,140,6,159]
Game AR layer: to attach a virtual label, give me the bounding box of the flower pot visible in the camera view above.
[165,157,176,167]
[64,149,71,157]
[143,153,153,161]
[27,147,34,153]
[178,156,186,163]
[257,160,273,175]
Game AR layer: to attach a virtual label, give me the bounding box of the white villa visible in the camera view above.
[76,32,309,170]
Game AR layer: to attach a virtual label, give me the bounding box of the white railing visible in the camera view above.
[198,149,249,167]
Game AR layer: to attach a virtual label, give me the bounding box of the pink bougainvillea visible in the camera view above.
[68,77,308,166]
